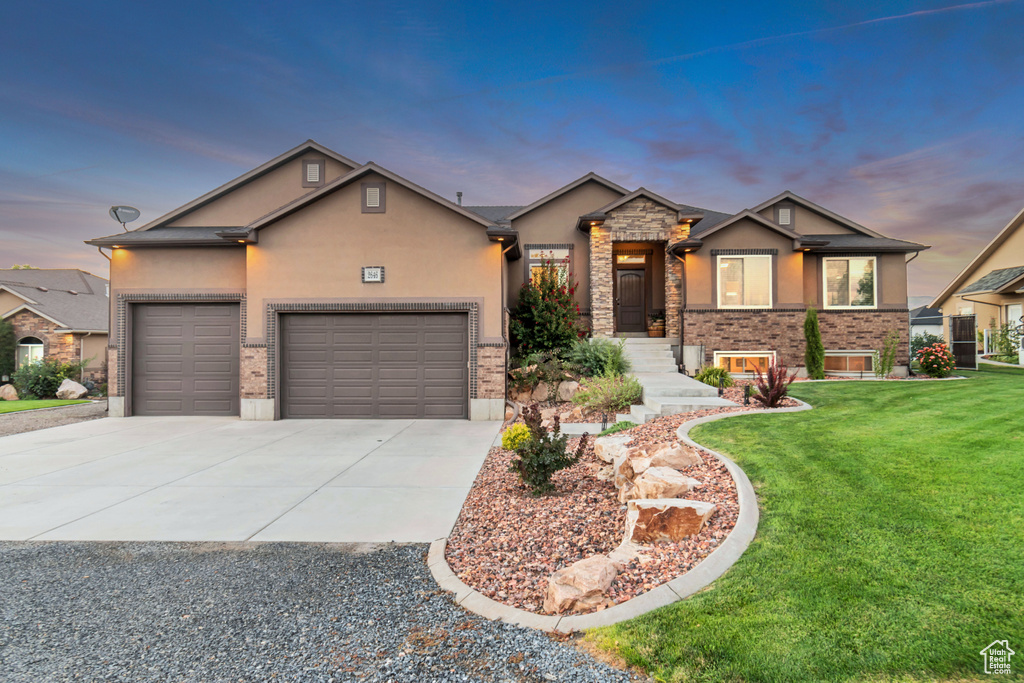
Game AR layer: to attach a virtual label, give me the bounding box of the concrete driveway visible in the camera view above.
[0,417,501,543]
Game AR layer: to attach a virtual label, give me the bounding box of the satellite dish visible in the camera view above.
[109,205,140,231]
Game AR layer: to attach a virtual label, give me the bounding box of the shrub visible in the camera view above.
[508,404,589,496]
[992,323,1022,356]
[508,351,569,392]
[597,421,637,437]
[694,365,734,389]
[803,306,825,380]
[565,337,631,378]
[0,319,15,381]
[509,256,581,357]
[911,332,944,357]
[872,330,900,379]
[501,423,531,451]
[12,358,87,399]
[572,374,643,412]
[917,342,956,378]
[751,360,796,408]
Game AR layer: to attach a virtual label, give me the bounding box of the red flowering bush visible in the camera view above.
[917,342,956,378]
[509,256,582,356]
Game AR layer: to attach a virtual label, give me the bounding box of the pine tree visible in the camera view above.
[0,319,15,380]
[804,306,825,380]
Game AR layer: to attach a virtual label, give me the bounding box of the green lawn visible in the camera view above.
[0,399,90,414]
[593,365,1024,682]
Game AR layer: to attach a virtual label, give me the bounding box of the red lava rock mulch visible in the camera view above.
[445,399,799,615]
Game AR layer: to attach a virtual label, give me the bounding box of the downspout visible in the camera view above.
[97,247,112,413]
[673,253,686,374]
[905,251,919,373]
[500,242,516,422]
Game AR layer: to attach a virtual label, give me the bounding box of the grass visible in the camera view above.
[592,364,1024,682]
[597,421,638,437]
[0,399,90,414]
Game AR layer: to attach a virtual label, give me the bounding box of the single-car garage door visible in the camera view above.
[132,303,240,416]
[281,313,468,419]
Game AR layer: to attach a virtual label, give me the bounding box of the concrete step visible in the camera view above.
[645,395,737,416]
[621,338,674,345]
[633,373,719,398]
[624,348,675,359]
[630,363,679,374]
[629,404,660,423]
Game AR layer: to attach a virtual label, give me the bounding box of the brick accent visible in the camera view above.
[7,310,107,384]
[241,346,268,399]
[476,345,506,399]
[107,346,119,396]
[682,309,910,368]
[589,198,690,338]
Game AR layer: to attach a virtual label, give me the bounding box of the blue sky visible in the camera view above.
[2,0,1023,297]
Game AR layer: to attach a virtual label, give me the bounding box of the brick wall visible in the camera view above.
[682,309,910,368]
[7,309,107,383]
[476,345,506,399]
[107,346,119,395]
[240,346,268,399]
[589,226,613,336]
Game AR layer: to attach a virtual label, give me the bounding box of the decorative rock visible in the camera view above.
[0,384,18,401]
[612,454,636,489]
[557,380,580,402]
[504,406,515,422]
[56,379,88,400]
[632,467,696,500]
[509,387,532,403]
[531,382,551,402]
[593,434,633,463]
[625,499,717,544]
[543,555,618,614]
[627,441,703,470]
[559,406,584,422]
[627,455,653,477]
[606,541,642,570]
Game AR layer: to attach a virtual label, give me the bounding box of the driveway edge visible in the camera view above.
[427,398,813,632]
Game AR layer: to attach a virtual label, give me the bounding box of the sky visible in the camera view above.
[2,0,1023,299]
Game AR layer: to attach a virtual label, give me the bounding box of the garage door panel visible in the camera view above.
[132,303,240,416]
[281,312,468,419]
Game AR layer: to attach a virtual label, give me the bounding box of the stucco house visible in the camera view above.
[86,140,927,421]
[0,269,109,384]
[931,205,1024,338]
[910,306,944,339]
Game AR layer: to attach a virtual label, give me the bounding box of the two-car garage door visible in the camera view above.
[132,306,468,418]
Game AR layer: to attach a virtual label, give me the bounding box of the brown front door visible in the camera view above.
[616,269,646,332]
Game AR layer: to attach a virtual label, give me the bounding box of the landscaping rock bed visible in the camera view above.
[446,401,796,615]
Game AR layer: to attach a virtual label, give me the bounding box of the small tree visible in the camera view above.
[803,306,825,380]
[872,329,900,378]
[508,404,589,496]
[0,319,15,381]
[751,359,797,408]
[509,256,580,357]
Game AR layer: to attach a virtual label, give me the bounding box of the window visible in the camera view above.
[714,352,774,375]
[361,182,386,213]
[824,352,874,374]
[824,257,876,308]
[717,255,771,308]
[302,159,325,188]
[527,247,570,286]
[16,336,43,369]
[1007,303,1023,327]
[616,254,645,264]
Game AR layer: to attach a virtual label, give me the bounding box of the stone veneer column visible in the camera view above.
[665,223,690,340]
[589,226,614,337]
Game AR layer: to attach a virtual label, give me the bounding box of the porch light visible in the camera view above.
[238,240,246,243]
[590,221,597,226]
[113,245,121,249]
[685,219,693,223]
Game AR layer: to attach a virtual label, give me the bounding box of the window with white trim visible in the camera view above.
[16,336,43,369]
[717,255,771,308]
[824,256,876,308]
[527,247,571,286]
[714,351,774,375]
[824,351,874,374]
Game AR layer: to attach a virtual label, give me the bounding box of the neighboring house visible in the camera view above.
[0,269,109,384]
[910,306,944,339]
[931,205,1024,336]
[86,140,927,421]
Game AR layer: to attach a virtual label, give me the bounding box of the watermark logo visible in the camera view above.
[980,640,1014,675]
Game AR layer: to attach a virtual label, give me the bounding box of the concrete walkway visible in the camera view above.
[0,416,500,543]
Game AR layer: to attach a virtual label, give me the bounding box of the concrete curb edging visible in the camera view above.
[427,398,814,632]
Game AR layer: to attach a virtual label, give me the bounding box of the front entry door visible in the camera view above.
[616,269,646,332]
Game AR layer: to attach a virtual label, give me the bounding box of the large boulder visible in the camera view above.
[0,384,18,401]
[557,380,580,402]
[632,467,699,500]
[593,434,633,463]
[509,387,533,403]
[612,453,636,488]
[627,441,703,470]
[625,499,717,544]
[56,379,89,400]
[559,406,584,423]
[531,382,552,402]
[543,555,618,614]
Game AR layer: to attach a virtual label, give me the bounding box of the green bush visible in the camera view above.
[509,256,581,357]
[508,404,589,496]
[917,342,956,378]
[872,329,900,378]
[501,423,531,451]
[565,337,631,378]
[0,319,15,382]
[992,322,1022,356]
[12,358,87,399]
[911,332,944,357]
[572,374,643,412]
[694,365,734,388]
[803,306,825,380]
[508,351,569,392]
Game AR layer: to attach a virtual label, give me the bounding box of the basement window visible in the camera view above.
[302,159,325,188]
[824,351,874,375]
[714,351,774,375]
[362,182,386,213]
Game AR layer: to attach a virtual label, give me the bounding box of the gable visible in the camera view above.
[511,178,624,237]
[0,289,30,315]
[756,204,858,236]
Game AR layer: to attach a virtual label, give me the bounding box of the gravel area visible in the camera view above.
[0,400,107,437]
[0,542,643,683]
[445,396,806,615]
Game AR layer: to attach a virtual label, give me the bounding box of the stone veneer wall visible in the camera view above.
[589,198,689,338]
[240,346,268,399]
[107,347,119,395]
[7,309,107,383]
[682,309,911,367]
[476,345,506,400]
